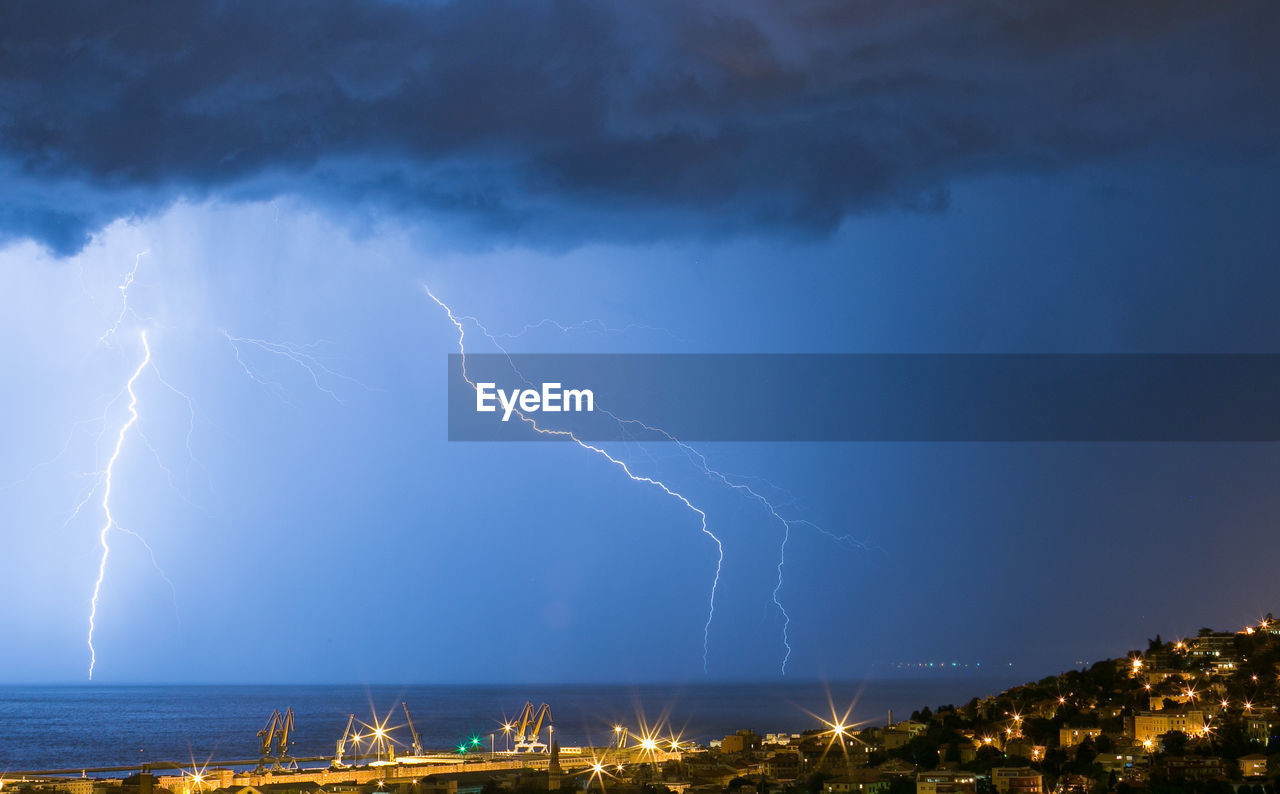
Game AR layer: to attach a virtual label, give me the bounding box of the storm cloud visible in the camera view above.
[2,0,1277,253]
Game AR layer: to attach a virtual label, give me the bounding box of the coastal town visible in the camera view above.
[695,615,1280,794]
[6,617,1280,794]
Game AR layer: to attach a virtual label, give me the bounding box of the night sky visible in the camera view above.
[1,1,1279,684]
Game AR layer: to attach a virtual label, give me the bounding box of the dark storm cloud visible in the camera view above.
[1,0,1277,253]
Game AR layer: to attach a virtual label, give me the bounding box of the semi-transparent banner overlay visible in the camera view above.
[447,354,1280,442]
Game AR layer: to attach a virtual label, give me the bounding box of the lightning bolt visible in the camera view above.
[219,329,378,404]
[100,250,148,343]
[424,286,724,671]
[430,298,875,675]
[149,359,210,503]
[67,251,194,678]
[488,318,676,341]
[601,415,878,674]
[87,331,152,679]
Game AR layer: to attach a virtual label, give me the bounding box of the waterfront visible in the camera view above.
[0,679,1020,771]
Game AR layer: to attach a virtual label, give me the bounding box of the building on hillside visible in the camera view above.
[1126,711,1206,743]
[1240,754,1268,778]
[824,770,890,794]
[990,767,1042,793]
[1184,634,1240,673]
[763,751,801,780]
[721,731,762,755]
[1058,728,1100,748]
[1161,756,1226,783]
[875,759,915,779]
[915,770,975,794]
[938,742,977,764]
[1244,716,1272,744]
[883,721,926,750]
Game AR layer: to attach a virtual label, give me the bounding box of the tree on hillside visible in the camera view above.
[1162,730,1190,756]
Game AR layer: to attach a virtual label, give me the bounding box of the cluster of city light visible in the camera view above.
[181,771,208,794]
[1003,711,1024,739]
[454,735,484,754]
[353,707,405,762]
[180,752,215,794]
[585,754,617,790]
[631,727,681,762]
[793,695,865,767]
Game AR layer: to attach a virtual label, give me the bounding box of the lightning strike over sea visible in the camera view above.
[424,285,725,672]
[427,300,874,675]
[602,415,880,674]
[87,331,152,679]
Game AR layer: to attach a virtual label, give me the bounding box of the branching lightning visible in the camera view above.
[603,415,878,673]
[427,292,875,675]
[489,317,676,341]
[25,242,863,678]
[87,331,152,679]
[55,251,195,678]
[425,285,724,671]
[100,250,148,343]
[149,360,210,502]
[219,329,378,404]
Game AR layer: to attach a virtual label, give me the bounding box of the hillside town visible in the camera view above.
[678,615,1280,794]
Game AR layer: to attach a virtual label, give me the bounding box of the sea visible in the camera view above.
[0,679,1024,773]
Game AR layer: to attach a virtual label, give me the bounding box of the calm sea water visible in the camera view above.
[0,679,1020,772]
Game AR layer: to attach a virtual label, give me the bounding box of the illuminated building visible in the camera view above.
[915,770,975,794]
[1244,716,1271,744]
[991,767,1043,794]
[1162,756,1227,782]
[720,730,762,755]
[1058,728,1101,748]
[1126,711,1207,743]
[1183,633,1241,673]
[882,721,926,750]
[1240,754,1268,778]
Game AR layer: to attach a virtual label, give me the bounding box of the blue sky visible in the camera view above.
[1,1,1279,684]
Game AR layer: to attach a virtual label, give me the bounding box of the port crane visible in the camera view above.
[402,703,425,757]
[255,707,298,771]
[332,713,356,769]
[511,702,553,753]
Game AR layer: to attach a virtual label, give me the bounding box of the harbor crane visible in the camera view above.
[332,713,356,769]
[256,707,298,771]
[402,703,425,757]
[511,702,553,753]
